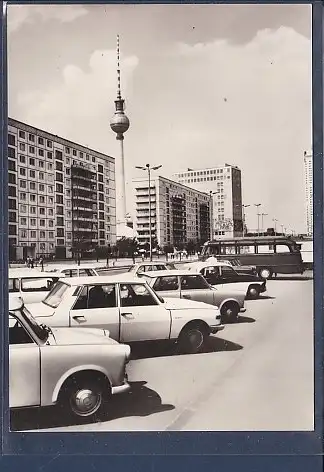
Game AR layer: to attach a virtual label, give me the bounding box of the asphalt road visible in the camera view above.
[11,272,314,432]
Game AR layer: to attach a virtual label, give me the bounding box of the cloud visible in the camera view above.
[7,4,88,33]
[12,25,311,232]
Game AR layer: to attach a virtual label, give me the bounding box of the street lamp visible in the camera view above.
[281,224,284,235]
[254,203,261,235]
[272,218,278,236]
[135,164,162,261]
[209,191,217,240]
[260,213,268,234]
[242,204,250,237]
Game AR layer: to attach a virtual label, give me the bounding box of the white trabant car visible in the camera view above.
[128,261,177,276]
[185,261,267,300]
[43,265,101,278]
[9,298,130,421]
[9,269,63,304]
[26,274,224,354]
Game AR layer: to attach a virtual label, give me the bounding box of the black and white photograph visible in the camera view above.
[6,3,314,433]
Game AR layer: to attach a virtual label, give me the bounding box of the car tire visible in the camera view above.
[61,376,109,422]
[178,324,208,354]
[220,302,240,323]
[258,267,273,280]
[247,285,260,300]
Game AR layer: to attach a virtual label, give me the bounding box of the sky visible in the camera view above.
[7,3,312,233]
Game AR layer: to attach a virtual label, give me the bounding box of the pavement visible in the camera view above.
[11,272,314,432]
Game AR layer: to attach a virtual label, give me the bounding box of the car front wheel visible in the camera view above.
[61,376,109,421]
[258,267,272,280]
[220,302,240,323]
[247,285,260,299]
[178,324,208,354]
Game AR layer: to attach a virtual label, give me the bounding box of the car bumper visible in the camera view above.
[240,307,247,313]
[111,381,131,395]
[210,324,225,334]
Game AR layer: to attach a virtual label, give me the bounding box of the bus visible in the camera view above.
[199,236,304,279]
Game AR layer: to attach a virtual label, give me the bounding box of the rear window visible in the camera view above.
[153,276,179,292]
[9,278,19,293]
[21,277,59,292]
[43,281,69,308]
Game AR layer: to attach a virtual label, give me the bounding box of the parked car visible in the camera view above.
[9,269,63,304]
[26,274,224,354]
[9,297,130,421]
[187,261,267,299]
[205,257,258,276]
[140,270,246,323]
[128,261,177,276]
[44,265,101,277]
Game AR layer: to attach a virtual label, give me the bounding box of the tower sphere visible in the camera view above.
[110,112,130,135]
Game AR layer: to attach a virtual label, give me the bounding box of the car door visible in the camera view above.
[9,318,41,408]
[151,275,181,300]
[219,265,240,283]
[119,283,170,343]
[179,275,215,305]
[69,283,120,341]
[201,266,222,286]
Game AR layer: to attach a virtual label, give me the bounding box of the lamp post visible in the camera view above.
[242,204,250,237]
[260,213,268,234]
[272,218,278,236]
[281,224,284,235]
[254,203,261,235]
[209,191,217,240]
[135,164,162,262]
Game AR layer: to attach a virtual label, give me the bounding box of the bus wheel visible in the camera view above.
[259,268,272,280]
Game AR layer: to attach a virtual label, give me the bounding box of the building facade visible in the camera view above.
[133,176,211,248]
[303,150,313,236]
[174,164,243,238]
[8,118,116,261]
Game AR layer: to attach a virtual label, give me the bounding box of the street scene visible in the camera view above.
[6,4,313,433]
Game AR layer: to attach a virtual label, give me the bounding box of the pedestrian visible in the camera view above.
[39,256,44,272]
[30,257,34,269]
[26,256,30,268]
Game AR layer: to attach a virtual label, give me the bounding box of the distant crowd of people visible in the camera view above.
[26,256,44,271]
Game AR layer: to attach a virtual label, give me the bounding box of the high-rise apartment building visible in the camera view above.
[174,164,243,237]
[133,176,211,248]
[303,150,313,235]
[8,118,116,261]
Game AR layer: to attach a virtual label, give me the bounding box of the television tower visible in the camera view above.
[110,34,130,238]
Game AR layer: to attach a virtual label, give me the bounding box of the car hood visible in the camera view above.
[162,297,216,311]
[48,327,120,346]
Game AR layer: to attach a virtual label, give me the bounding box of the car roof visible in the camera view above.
[58,274,147,286]
[133,261,171,267]
[140,269,198,278]
[9,269,64,278]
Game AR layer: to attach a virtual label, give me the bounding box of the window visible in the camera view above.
[8,134,16,146]
[180,275,209,290]
[56,183,63,193]
[19,143,26,151]
[19,180,26,188]
[47,151,53,159]
[40,231,46,238]
[20,217,27,225]
[56,172,63,182]
[98,164,104,173]
[9,211,17,223]
[21,277,58,293]
[92,156,96,163]
[30,170,36,178]
[19,155,26,163]
[30,218,36,226]
[29,146,35,154]
[30,206,36,214]
[48,185,53,193]
[55,150,63,160]
[56,161,63,171]
[257,244,275,254]
[39,207,45,215]
[56,228,64,237]
[79,151,83,158]
[19,130,25,139]
[28,134,35,142]
[8,147,16,159]
[9,160,16,171]
[38,159,44,167]
[72,149,77,156]
[56,194,64,204]
[56,206,64,215]
[98,174,103,183]
[47,163,53,171]
[153,276,179,292]
[39,184,45,192]
[30,194,36,202]
[39,172,44,180]
[19,167,26,176]
[72,284,116,310]
[47,140,53,148]
[20,230,27,238]
[65,147,70,154]
[56,217,64,226]
[9,173,16,184]
[19,193,26,201]
[9,225,17,236]
[275,244,290,253]
[40,219,45,227]
[120,283,158,307]
[20,205,27,213]
[30,182,36,190]
[49,231,54,238]
[9,319,34,345]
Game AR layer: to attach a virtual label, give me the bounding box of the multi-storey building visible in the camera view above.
[303,150,313,236]
[133,176,211,248]
[8,118,116,261]
[174,164,243,237]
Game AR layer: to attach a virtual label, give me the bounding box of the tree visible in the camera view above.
[116,237,139,258]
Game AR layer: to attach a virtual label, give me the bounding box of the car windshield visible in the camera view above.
[43,281,69,308]
[12,306,48,342]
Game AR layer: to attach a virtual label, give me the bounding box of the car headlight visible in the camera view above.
[103,329,110,337]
